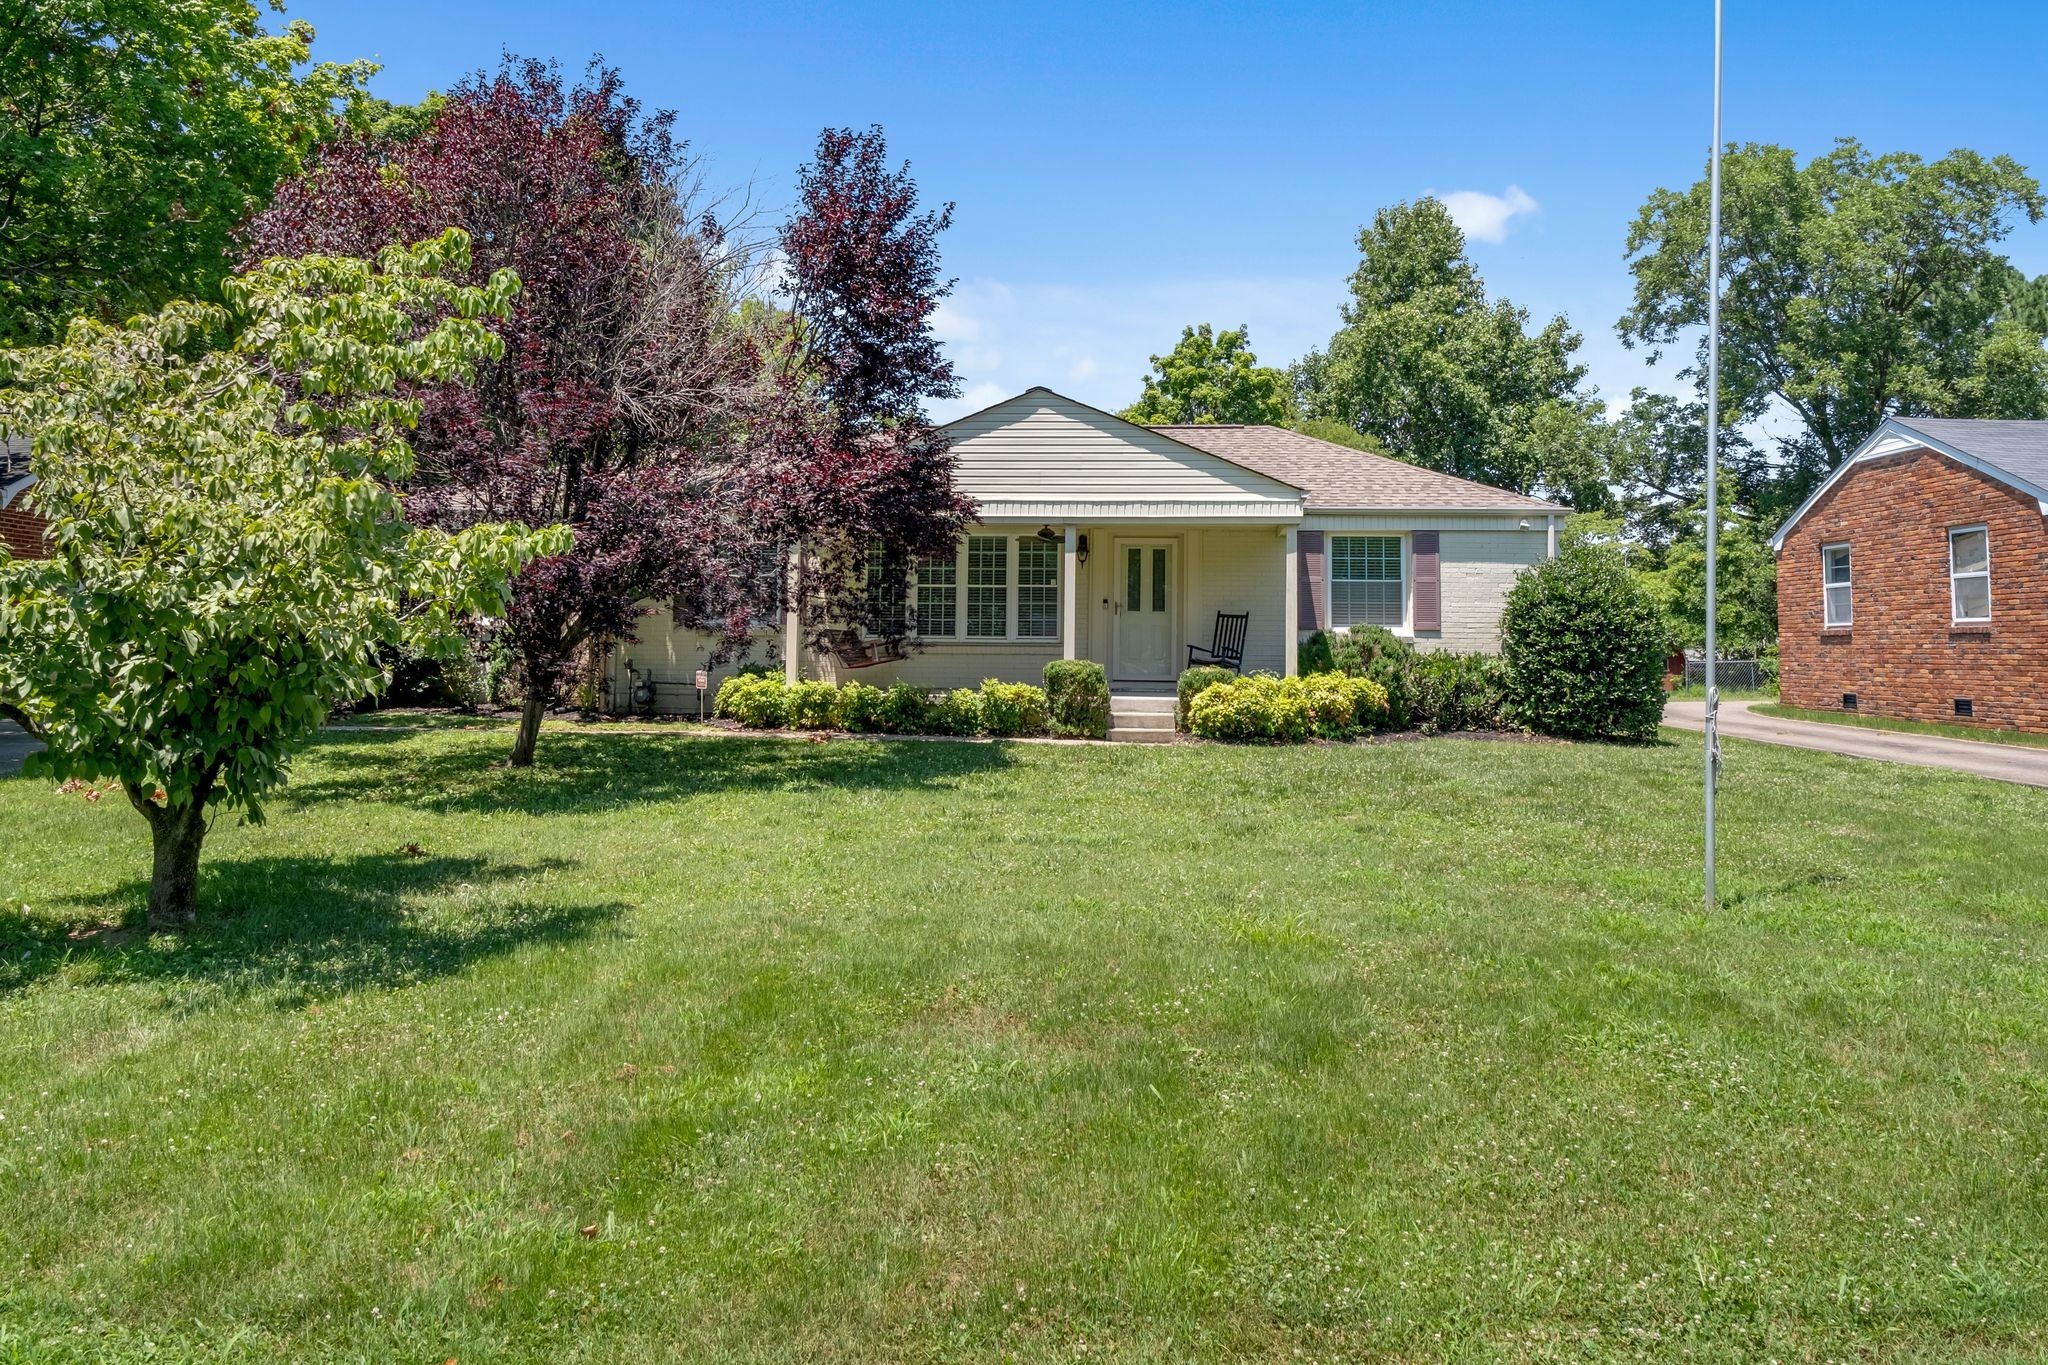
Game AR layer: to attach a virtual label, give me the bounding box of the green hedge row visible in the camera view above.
[713,672,1055,738]
[1184,671,1391,743]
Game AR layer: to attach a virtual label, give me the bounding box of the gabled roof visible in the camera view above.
[1151,423,1564,513]
[1768,417,2048,551]
[940,388,1306,521]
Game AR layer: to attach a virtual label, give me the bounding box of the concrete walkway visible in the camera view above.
[1663,699,2048,789]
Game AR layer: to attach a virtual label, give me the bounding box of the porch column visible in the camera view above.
[782,544,802,684]
[1283,525,1300,677]
[1546,514,1559,559]
[1061,524,1078,661]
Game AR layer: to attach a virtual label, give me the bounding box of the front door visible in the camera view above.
[1113,539,1175,681]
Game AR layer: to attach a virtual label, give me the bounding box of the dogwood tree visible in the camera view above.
[0,231,566,928]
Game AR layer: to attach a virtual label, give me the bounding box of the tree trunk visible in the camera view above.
[510,689,547,768]
[144,798,208,930]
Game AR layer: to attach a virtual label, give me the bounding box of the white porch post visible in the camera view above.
[1282,525,1300,677]
[782,544,802,684]
[1547,514,1559,559]
[1061,524,1078,661]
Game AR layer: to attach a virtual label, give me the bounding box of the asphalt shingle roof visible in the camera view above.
[1891,418,2048,492]
[1149,423,1562,513]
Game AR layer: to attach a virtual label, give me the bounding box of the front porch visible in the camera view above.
[797,518,1302,691]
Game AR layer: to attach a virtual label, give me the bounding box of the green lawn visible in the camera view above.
[3,726,2047,1362]
[1753,701,2048,751]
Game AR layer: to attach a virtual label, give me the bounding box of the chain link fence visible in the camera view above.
[1683,657,1764,691]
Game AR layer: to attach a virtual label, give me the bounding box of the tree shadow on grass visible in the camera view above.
[1,851,624,1005]
[286,728,1021,817]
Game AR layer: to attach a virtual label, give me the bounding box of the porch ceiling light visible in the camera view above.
[1035,524,1060,542]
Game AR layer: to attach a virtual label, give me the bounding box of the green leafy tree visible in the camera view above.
[1650,499,1779,656]
[0,231,567,928]
[1294,198,1608,497]
[1603,388,1769,555]
[0,0,372,344]
[1621,139,2048,515]
[1120,323,1296,425]
[1287,416,1389,454]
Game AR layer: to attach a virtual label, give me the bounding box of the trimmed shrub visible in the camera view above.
[1410,651,1506,734]
[1501,544,1669,741]
[875,681,933,734]
[931,688,984,737]
[1043,659,1110,739]
[1184,671,1384,743]
[834,681,886,732]
[1298,629,1337,676]
[979,680,1051,737]
[1331,625,1415,730]
[785,680,840,729]
[713,672,788,728]
[1177,665,1239,730]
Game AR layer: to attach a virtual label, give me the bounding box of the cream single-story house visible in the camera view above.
[609,388,1562,710]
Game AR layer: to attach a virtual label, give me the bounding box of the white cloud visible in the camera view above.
[1431,185,1539,245]
[926,275,1338,422]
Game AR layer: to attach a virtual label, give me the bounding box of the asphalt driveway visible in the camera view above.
[0,719,40,777]
[1663,699,2048,789]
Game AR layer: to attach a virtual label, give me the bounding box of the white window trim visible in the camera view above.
[1325,532,1411,635]
[1949,525,1991,624]
[909,533,1062,644]
[1820,541,1852,628]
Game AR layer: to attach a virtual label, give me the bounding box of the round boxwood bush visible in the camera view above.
[1501,544,1669,740]
[1042,659,1110,739]
[785,680,840,729]
[978,680,1051,737]
[1176,665,1239,730]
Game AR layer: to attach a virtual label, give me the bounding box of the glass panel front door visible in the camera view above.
[1113,540,1174,680]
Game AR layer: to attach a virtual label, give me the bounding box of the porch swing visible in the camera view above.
[822,627,907,669]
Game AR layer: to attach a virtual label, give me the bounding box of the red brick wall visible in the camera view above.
[0,505,47,560]
[1776,445,2048,733]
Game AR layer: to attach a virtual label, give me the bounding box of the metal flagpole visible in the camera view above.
[1703,0,1725,909]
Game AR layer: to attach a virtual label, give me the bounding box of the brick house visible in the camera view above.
[1770,417,2048,733]
[0,436,46,561]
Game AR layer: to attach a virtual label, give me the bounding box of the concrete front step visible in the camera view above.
[1110,694,1176,713]
[1109,711,1174,732]
[1108,726,1176,744]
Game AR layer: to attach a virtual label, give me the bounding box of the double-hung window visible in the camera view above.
[914,552,956,638]
[1950,526,1991,623]
[912,534,1061,641]
[965,535,1009,637]
[1329,535,1404,628]
[1016,537,1060,639]
[1821,543,1852,627]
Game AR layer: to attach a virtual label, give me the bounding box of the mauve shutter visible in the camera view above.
[1298,531,1325,631]
[1412,531,1441,632]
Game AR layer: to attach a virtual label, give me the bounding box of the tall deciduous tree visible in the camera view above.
[774,125,974,652]
[1621,139,2048,514]
[0,0,371,344]
[1119,324,1296,425]
[245,73,967,766]
[0,231,562,927]
[1294,198,1607,498]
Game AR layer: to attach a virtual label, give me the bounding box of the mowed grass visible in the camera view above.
[3,726,2047,1363]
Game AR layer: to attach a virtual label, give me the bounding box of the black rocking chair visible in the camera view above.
[1186,611,1249,672]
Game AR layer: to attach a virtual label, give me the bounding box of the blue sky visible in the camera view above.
[293,0,2048,423]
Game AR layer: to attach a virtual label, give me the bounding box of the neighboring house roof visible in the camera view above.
[1769,417,2048,551]
[1148,423,1564,514]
